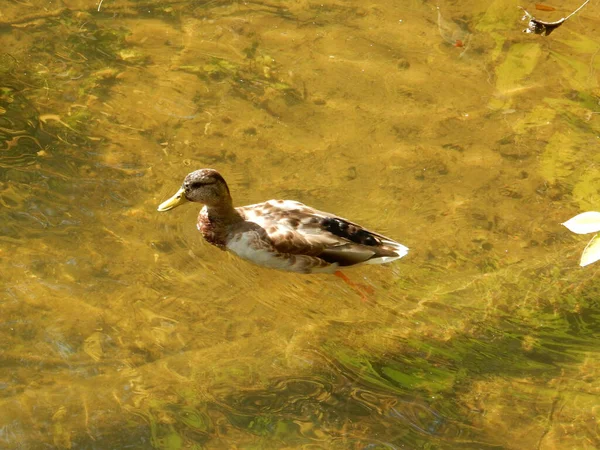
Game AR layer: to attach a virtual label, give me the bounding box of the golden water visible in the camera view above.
[1,0,599,448]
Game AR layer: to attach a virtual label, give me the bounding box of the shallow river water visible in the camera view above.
[1,0,600,448]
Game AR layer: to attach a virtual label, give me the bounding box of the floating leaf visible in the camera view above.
[580,233,600,266]
[562,211,600,234]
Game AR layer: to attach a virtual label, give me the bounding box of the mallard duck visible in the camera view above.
[157,169,408,275]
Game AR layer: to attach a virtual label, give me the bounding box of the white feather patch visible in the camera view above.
[364,240,409,265]
[226,231,294,271]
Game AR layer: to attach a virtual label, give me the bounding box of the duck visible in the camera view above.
[157,169,408,276]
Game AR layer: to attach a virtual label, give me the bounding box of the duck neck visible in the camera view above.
[205,198,242,225]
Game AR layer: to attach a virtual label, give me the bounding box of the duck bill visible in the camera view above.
[157,188,188,211]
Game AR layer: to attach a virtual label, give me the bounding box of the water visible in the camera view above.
[1,0,599,448]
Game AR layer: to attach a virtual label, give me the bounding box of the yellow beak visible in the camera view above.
[157,187,188,211]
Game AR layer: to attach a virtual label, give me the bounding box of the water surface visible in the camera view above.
[1,0,600,448]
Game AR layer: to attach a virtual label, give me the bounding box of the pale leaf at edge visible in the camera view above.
[562,211,600,234]
[580,233,600,267]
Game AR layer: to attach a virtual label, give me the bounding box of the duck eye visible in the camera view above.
[190,181,205,189]
[185,179,217,191]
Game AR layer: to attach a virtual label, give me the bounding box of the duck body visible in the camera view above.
[158,169,408,274]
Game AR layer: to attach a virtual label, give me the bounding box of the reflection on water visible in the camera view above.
[1,0,600,448]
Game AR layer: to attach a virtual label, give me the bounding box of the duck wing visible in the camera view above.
[237,200,408,267]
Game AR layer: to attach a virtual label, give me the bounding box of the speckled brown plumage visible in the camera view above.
[197,208,229,249]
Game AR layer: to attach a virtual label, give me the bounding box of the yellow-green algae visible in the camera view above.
[1,0,600,449]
